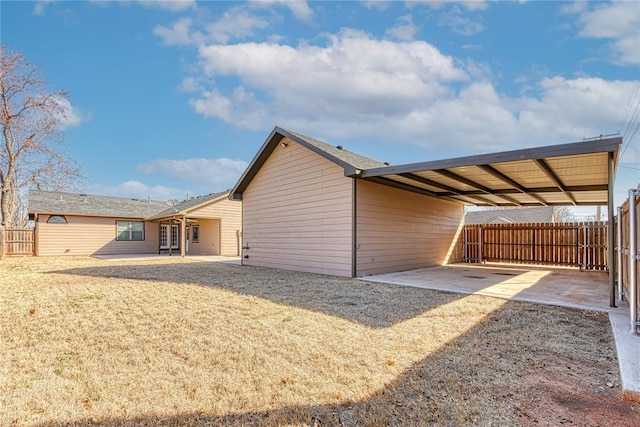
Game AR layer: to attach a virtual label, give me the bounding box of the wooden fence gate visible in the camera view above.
[463,222,608,271]
[0,228,35,257]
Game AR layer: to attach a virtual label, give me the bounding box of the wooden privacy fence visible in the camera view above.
[0,227,35,258]
[463,222,608,270]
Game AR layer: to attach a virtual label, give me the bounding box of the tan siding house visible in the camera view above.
[35,214,160,256]
[242,140,353,276]
[230,127,465,277]
[29,190,241,257]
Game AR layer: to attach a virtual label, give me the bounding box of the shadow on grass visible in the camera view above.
[52,262,467,328]
[40,298,634,427]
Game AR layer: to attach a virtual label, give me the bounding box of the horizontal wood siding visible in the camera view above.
[36,215,158,256]
[189,198,242,256]
[356,180,464,276]
[242,138,353,276]
[188,219,220,256]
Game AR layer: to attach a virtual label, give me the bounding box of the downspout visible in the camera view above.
[629,188,638,334]
[608,152,616,307]
[617,206,624,301]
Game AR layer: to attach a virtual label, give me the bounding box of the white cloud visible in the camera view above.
[386,15,419,41]
[55,97,91,129]
[250,0,313,22]
[154,8,270,46]
[206,7,270,44]
[88,180,187,201]
[411,1,489,12]
[154,17,200,46]
[133,0,196,12]
[33,0,55,15]
[362,0,391,11]
[439,11,485,36]
[184,28,639,157]
[567,0,640,65]
[137,157,249,190]
[190,29,468,129]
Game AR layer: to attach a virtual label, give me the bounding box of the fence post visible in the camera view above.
[617,207,624,301]
[0,226,4,260]
[629,189,638,334]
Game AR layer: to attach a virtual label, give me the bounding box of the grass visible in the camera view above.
[1,256,638,426]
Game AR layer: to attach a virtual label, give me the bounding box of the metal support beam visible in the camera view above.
[399,172,502,206]
[363,176,461,203]
[629,188,638,334]
[433,169,522,206]
[533,159,577,205]
[476,164,549,206]
[608,152,616,307]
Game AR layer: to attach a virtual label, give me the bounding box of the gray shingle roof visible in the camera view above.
[147,191,230,219]
[28,190,171,218]
[28,190,231,220]
[464,207,555,224]
[282,128,387,170]
[230,126,388,199]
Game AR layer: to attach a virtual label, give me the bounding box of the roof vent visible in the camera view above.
[336,145,343,150]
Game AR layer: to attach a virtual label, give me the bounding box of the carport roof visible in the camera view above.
[230,127,621,207]
[359,137,621,207]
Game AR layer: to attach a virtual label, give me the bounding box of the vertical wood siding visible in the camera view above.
[187,219,220,256]
[36,215,159,256]
[356,180,464,276]
[242,139,353,276]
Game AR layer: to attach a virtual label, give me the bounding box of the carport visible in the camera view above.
[357,136,622,306]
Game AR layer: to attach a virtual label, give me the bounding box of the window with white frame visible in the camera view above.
[192,225,199,243]
[116,221,144,241]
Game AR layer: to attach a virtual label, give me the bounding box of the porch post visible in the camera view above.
[608,152,616,307]
[169,219,173,257]
[181,215,186,257]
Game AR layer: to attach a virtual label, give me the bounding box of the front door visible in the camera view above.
[160,224,179,249]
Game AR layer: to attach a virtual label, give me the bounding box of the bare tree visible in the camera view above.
[552,206,576,223]
[1,47,82,227]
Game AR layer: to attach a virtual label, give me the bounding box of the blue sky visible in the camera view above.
[2,0,639,218]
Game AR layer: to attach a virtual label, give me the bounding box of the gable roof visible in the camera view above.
[230,126,386,200]
[28,190,232,220]
[464,207,555,224]
[147,191,230,220]
[28,190,171,219]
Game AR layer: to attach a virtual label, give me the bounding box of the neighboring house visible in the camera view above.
[28,190,241,257]
[464,207,556,224]
[230,127,619,278]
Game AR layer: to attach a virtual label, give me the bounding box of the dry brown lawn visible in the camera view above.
[1,256,639,426]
